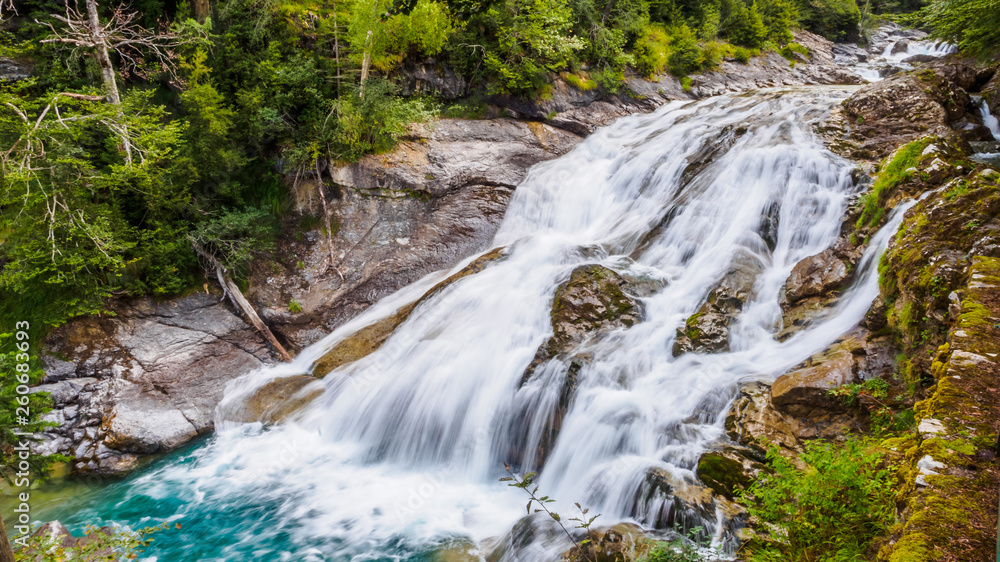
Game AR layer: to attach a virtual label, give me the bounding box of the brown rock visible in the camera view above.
[784,248,849,303]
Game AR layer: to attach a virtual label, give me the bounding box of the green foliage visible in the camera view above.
[725,0,769,47]
[856,137,933,229]
[328,79,439,161]
[563,71,600,90]
[634,24,672,76]
[0,336,65,482]
[732,46,755,62]
[911,0,1000,58]
[796,0,861,41]
[189,208,280,277]
[288,299,303,313]
[668,25,705,76]
[778,41,810,61]
[641,527,717,561]
[15,521,171,561]
[740,439,895,561]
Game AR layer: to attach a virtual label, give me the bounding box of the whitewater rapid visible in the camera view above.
[49,86,916,561]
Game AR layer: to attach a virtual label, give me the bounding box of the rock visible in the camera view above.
[508,265,644,469]
[673,304,731,355]
[771,347,856,417]
[543,264,644,353]
[829,70,974,159]
[631,467,718,533]
[674,250,762,355]
[903,54,938,64]
[252,119,581,350]
[0,56,32,81]
[924,157,952,184]
[311,247,507,377]
[725,382,802,459]
[890,40,910,54]
[225,375,324,424]
[784,248,849,303]
[687,30,861,99]
[393,59,468,99]
[696,446,763,500]
[34,292,273,473]
[561,523,655,562]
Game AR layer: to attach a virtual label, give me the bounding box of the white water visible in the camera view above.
[855,37,957,83]
[84,87,913,561]
[979,98,1000,140]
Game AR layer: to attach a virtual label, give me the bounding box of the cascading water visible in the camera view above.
[978,98,1000,140]
[37,86,915,561]
[855,36,957,83]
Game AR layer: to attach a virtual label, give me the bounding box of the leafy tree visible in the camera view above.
[912,0,1000,58]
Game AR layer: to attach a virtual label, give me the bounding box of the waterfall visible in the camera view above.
[979,98,1000,141]
[47,86,913,561]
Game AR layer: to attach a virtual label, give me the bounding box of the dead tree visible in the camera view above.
[190,242,293,362]
[39,0,205,163]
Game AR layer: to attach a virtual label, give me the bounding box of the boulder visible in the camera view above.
[696,445,764,500]
[784,248,849,303]
[770,348,856,417]
[725,382,802,459]
[829,70,974,159]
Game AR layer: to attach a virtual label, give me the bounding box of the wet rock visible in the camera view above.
[632,466,718,532]
[674,250,762,355]
[890,40,910,54]
[561,523,654,562]
[673,304,731,355]
[725,382,802,459]
[826,68,976,161]
[903,54,937,64]
[510,265,644,469]
[225,375,324,424]
[784,248,849,303]
[544,264,643,354]
[696,445,764,500]
[311,247,507,377]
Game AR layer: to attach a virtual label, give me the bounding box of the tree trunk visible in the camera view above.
[313,162,342,282]
[193,0,211,23]
[0,513,15,562]
[359,29,373,98]
[190,243,293,362]
[85,0,132,164]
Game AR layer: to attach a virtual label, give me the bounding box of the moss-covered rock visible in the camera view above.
[878,257,1000,562]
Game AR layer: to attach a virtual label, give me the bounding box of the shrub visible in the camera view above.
[563,71,600,90]
[667,25,705,76]
[732,46,754,62]
[634,24,672,76]
[797,0,861,42]
[739,439,895,561]
[724,0,769,47]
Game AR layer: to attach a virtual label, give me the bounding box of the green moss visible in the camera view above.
[563,72,598,91]
[857,138,934,229]
[697,451,751,499]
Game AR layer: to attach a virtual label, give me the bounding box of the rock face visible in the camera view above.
[249,119,581,349]
[35,293,272,473]
[830,71,973,160]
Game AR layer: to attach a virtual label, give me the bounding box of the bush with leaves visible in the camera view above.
[15,522,171,562]
[738,439,895,561]
[908,0,1000,58]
